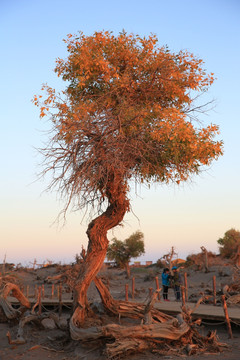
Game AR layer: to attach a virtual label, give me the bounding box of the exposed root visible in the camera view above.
[2,282,31,309]
[94,277,171,323]
[69,280,229,358]
[1,279,230,359]
[0,282,31,321]
[0,296,21,321]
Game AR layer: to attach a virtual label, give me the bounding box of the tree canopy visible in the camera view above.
[217,228,240,258]
[33,30,223,216]
[107,230,145,277]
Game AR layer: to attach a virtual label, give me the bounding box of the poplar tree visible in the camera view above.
[33,31,223,325]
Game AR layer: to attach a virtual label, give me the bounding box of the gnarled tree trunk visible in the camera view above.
[72,175,130,326]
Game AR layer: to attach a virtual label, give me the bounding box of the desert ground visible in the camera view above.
[0,258,240,360]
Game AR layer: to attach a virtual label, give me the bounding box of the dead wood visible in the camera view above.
[0,274,20,288]
[7,312,63,345]
[222,284,230,297]
[105,338,150,359]
[143,290,159,324]
[2,283,31,308]
[103,320,189,340]
[0,283,31,321]
[46,274,66,283]
[6,330,26,345]
[189,295,210,315]
[103,320,189,359]
[0,296,21,321]
[181,295,210,325]
[162,246,177,271]
[31,287,42,314]
[226,293,240,305]
[70,316,189,358]
[7,314,42,345]
[94,277,171,323]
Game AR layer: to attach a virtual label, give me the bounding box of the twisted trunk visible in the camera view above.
[72,175,129,326]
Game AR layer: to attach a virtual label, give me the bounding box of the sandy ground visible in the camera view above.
[0,263,239,359]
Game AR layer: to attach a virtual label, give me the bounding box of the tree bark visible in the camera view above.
[125,262,131,278]
[72,176,130,327]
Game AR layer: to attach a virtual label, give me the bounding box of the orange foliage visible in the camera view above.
[33,31,223,211]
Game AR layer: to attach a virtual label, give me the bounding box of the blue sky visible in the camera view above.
[1,0,239,265]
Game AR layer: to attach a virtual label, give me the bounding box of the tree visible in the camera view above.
[33,30,223,327]
[107,230,145,278]
[161,246,177,271]
[217,228,240,259]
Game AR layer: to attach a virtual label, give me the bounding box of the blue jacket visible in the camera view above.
[162,272,170,286]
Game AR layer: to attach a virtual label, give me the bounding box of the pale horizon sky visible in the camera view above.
[1,0,240,265]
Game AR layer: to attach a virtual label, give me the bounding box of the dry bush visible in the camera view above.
[185,252,224,270]
[156,259,166,268]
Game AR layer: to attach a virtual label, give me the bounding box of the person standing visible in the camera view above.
[161,268,170,301]
[172,266,182,301]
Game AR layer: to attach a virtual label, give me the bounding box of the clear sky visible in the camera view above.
[1,0,239,265]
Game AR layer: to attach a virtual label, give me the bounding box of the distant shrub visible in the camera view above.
[156,259,165,268]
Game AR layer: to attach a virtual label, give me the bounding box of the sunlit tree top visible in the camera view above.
[33,31,223,214]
